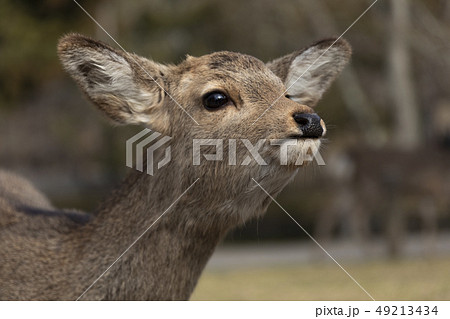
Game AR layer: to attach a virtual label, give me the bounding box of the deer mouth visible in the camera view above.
[287,134,321,140]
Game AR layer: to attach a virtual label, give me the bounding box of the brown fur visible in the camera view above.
[0,34,350,300]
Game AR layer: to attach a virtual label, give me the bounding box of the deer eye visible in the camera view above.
[203,91,229,110]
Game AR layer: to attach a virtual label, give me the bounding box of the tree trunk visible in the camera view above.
[389,0,421,150]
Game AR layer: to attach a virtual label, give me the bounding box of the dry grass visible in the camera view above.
[191,257,450,300]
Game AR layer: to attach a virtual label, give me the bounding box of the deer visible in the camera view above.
[0,33,351,300]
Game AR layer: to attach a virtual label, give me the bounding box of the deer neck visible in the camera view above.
[76,156,294,300]
[79,169,230,300]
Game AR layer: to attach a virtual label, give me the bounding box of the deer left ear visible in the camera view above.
[267,38,351,106]
[58,33,171,128]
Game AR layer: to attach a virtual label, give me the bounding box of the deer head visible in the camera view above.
[58,34,351,223]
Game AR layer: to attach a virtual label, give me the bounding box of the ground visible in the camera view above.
[192,256,450,300]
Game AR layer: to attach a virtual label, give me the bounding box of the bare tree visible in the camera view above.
[389,0,421,150]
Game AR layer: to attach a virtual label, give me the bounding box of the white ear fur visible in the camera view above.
[58,34,167,125]
[268,38,351,106]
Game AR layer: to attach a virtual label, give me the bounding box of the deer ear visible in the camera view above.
[58,33,169,126]
[267,38,351,106]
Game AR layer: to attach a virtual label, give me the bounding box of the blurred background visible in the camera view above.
[1,0,449,300]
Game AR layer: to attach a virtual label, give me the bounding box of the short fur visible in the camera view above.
[0,34,351,300]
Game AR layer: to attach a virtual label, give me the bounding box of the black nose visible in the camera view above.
[293,113,324,138]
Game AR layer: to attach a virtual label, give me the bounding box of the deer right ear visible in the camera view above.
[58,34,169,126]
[267,38,351,107]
